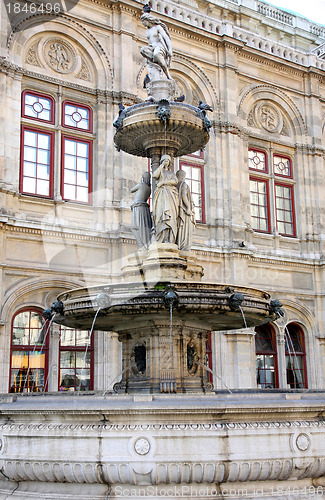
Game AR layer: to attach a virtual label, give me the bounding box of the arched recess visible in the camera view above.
[238,84,308,143]
[276,298,318,387]
[8,16,113,90]
[136,55,219,116]
[0,278,84,325]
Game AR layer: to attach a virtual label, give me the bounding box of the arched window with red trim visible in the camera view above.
[285,323,307,389]
[10,309,49,393]
[255,324,278,388]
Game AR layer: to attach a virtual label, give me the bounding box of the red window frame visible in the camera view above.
[285,323,307,389]
[255,324,278,389]
[21,90,55,124]
[59,327,94,391]
[61,134,93,204]
[249,176,271,233]
[20,125,54,199]
[273,153,292,179]
[62,100,93,133]
[9,308,49,393]
[248,148,268,173]
[274,182,296,237]
[179,160,205,223]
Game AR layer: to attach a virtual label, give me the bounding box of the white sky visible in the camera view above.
[266,0,325,25]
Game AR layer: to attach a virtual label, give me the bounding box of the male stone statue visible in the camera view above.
[140,11,173,80]
[176,170,195,251]
[130,172,153,249]
[152,155,178,244]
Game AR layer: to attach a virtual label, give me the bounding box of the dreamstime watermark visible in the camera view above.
[3,0,80,32]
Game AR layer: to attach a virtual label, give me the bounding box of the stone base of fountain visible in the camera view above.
[1,391,325,500]
[122,243,204,282]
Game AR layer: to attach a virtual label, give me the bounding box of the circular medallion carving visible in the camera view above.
[255,103,282,133]
[296,433,311,451]
[43,38,77,74]
[134,437,150,455]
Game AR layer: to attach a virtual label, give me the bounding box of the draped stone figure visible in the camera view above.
[130,172,153,249]
[153,155,179,244]
[140,12,173,80]
[176,170,196,251]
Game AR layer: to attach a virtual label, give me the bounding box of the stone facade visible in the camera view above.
[0,0,325,497]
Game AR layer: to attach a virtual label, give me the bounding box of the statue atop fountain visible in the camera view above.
[140,6,173,81]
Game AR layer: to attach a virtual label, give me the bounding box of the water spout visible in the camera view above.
[194,361,232,394]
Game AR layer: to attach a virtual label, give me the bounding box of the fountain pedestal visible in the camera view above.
[117,321,210,394]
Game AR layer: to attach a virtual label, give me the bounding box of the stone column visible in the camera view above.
[224,329,256,389]
[48,325,60,392]
[276,326,287,389]
[149,148,161,195]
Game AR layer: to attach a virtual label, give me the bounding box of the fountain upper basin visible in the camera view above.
[54,281,276,332]
[113,102,210,157]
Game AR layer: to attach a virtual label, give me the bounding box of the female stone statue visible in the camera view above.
[176,170,196,251]
[153,155,178,244]
[140,12,173,80]
[130,172,153,249]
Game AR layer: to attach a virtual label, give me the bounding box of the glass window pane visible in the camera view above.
[60,327,75,346]
[24,146,36,162]
[38,134,50,150]
[76,330,90,346]
[36,180,49,196]
[77,143,88,157]
[76,369,90,391]
[65,105,76,115]
[37,149,50,165]
[23,177,36,193]
[61,351,75,368]
[76,186,89,203]
[25,94,36,105]
[65,155,76,170]
[24,106,38,118]
[77,172,88,187]
[60,369,76,390]
[64,184,76,200]
[24,161,36,177]
[24,131,37,147]
[77,157,88,172]
[65,140,76,155]
[65,169,76,184]
[79,108,89,119]
[37,164,49,180]
[65,116,75,127]
[78,120,88,130]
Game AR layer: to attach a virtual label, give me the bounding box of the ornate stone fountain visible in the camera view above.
[51,5,279,395]
[2,8,324,500]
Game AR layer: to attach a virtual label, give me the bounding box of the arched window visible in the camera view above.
[285,323,307,388]
[59,326,94,391]
[255,324,278,388]
[10,309,49,393]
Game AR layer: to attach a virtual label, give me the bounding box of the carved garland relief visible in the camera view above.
[24,35,92,82]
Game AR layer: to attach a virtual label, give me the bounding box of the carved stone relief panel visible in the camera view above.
[24,35,93,82]
[248,101,290,136]
[43,38,77,74]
